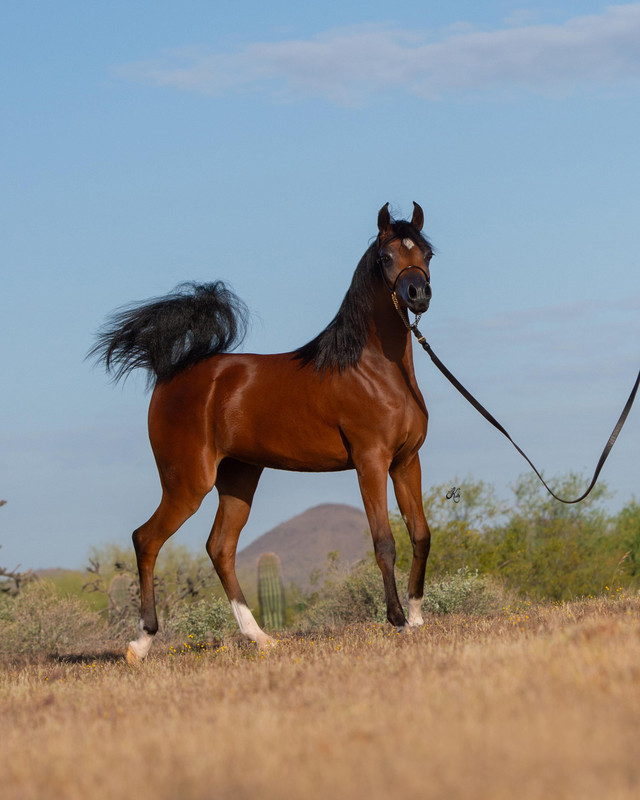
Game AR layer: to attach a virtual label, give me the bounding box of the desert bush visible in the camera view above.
[298,559,391,629]
[422,567,506,615]
[0,544,34,596]
[0,580,101,656]
[165,597,234,642]
[297,558,508,629]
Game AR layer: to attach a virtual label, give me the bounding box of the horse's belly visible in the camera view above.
[225,415,352,472]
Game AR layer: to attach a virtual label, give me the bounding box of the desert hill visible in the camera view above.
[236,503,370,591]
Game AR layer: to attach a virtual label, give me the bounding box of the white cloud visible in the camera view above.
[114,4,640,104]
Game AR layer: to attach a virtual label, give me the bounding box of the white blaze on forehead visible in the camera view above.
[402,238,415,250]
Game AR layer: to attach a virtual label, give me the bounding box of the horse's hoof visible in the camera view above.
[255,635,277,650]
[126,623,154,663]
[395,623,415,635]
[126,643,145,665]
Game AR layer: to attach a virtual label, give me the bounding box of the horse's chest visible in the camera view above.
[340,385,427,450]
[395,398,428,444]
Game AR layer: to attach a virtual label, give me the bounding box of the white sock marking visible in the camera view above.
[407,598,424,627]
[230,600,269,644]
[128,618,154,660]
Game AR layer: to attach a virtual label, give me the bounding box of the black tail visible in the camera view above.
[89,281,249,385]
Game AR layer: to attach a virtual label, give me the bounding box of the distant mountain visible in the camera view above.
[236,503,371,591]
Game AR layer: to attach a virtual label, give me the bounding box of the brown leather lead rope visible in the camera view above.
[408,321,640,504]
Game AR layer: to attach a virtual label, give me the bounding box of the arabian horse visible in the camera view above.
[92,203,433,662]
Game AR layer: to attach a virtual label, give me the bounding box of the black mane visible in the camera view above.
[294,221,432,374]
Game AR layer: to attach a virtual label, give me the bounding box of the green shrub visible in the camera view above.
[0,580,100,656]
[423,567,505,615]
[165,597,233,642]
[297,560,392,629]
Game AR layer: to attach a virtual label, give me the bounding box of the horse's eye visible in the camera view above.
[381,253,391,264]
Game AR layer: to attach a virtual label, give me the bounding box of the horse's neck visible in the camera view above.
[363,290,417,376]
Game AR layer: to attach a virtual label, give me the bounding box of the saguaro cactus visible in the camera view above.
[257,552,285,630]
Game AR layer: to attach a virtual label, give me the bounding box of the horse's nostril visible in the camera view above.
[408,285,418,300]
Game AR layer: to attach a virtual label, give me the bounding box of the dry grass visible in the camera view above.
[2,595,640,800]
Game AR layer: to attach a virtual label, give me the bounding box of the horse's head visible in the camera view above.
[377,202,432,315]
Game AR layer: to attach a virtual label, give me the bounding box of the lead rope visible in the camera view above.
[393,294,640,504]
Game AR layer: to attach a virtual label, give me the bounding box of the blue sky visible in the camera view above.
[2,1,639,570]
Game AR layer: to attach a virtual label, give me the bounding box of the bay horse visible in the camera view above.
[92,203,433,662]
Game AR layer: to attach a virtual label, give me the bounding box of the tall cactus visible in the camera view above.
[257,552,285,630]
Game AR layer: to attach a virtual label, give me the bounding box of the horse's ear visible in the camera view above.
[378,203,392,237]
[411,202,424,232]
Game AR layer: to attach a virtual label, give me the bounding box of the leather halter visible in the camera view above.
[376,235,431,330]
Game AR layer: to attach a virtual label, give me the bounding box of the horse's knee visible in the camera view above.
[206,530,223,564]
[373,534,397,567]
[132,526,143,551]
[131,528,163,567]
[412,530,431,560]
[208,547,226,574]
[207,540,235,581]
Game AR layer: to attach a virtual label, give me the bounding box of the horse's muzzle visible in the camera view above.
[395,267,431,314]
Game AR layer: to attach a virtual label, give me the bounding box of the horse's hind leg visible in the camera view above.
[127,486,211,663]
[205,459,273,647]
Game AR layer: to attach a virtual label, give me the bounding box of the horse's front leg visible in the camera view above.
[390,455,430,626]
[356,456,407,630]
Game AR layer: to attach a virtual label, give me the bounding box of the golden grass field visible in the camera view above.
[2,595,639,800]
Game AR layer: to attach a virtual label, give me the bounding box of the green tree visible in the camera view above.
[480,473,617,600]
[612,499,640,584]
[391,473,634,601]
[391,478,505,575]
